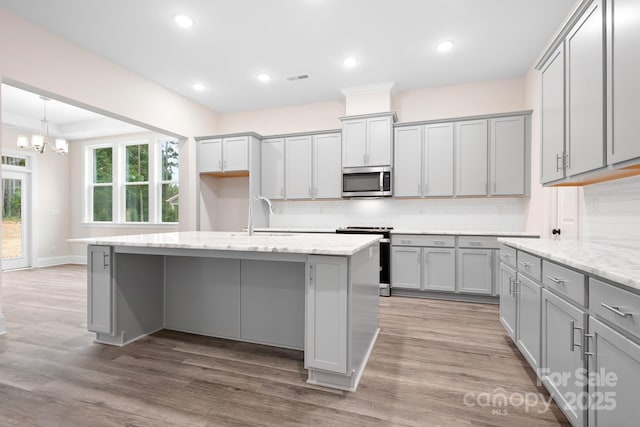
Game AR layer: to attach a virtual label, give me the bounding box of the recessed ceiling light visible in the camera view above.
[174,14,194,28]
[192,83,205,91]
[436,40,455,52]
[257,73,271,82]
[343,57,357,68]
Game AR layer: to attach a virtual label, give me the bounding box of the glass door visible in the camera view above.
[2,170,30,270]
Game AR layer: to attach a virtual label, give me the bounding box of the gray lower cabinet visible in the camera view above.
[457,249,493,294]
[541,288,586,427]
[306,255,348,374]
[391,247,421,289]
[516,273,541,371]
[87,245,113,334]
[587,317,640,427]
[422,248,455,292]
[499,263,517,340]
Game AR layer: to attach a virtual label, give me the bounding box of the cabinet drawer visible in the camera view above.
[498,244,517,268]
[542,261,586,306]
[517,251,542,282]
[590,278,640,340]
[458,236,499,249]
[392,235,455,247]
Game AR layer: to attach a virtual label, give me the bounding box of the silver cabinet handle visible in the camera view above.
[401,239,412,244]
[512,280,520,295]
[501,253,511,259]
[570,320,583,359]
[223,160,227,169]
[546,276,565,284]
[564,152,570,170]
[218,160,222,170]
[434,241,446,245]
[469,241,482,247]
[508,277,513,295]
[601,303,632,318]
[103,253,109,268]
[519,261,530,268]
[556,154,562,172]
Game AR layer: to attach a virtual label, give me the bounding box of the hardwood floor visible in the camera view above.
[0,265,569,426]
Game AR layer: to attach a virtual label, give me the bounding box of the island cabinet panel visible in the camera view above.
[240,260,305,349]
[587,317,640,427]
[499,263,517,340]
[541,289,586,427]
[306,256,348,374]
[88,245,113,334]
[165,257,241,340]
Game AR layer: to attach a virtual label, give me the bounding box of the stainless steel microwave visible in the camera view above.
[342,166,392,197]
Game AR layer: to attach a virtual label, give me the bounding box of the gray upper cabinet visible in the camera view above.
[341,113,394,168]
[394,126,422,197]
[565,0,605,177]
[261,138,285,199]
[424,123,455,197]
[489,116,526,195]
[285,135,313,199]
[198,137,249,173]
[313,133,342,199]
[608,0,640,165]
[455,120,488,196]
[541,44,566,184]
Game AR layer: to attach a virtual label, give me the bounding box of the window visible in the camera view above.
[85,137,179,224]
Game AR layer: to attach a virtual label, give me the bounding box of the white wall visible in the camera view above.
[579,175,640,245]
[0,8,221,333]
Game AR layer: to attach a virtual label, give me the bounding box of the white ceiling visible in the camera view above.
[1,84,147,140]
[0,0,575,113]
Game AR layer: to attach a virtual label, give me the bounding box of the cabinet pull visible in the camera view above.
[103,253,109,268]
[512,280,521,295]
[519,261,530,268]
[501,253,511,259]
[223,160,227,169]
[601,303,633,318]
[570,320,583,359]
[434,240,446,245]
[508,277,513,295]
[584,333,594,358]
[401,239,412,244]
[218,160,222,170]
[469,241,482,247]
[546,276,565,284]
[556,154,562,172]
[564,152,570,170]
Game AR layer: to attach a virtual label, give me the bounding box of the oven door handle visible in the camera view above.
[379,238,390,243]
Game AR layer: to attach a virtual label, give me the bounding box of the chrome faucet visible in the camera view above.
[248,196,274,236]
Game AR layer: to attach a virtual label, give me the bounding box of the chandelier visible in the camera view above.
[17,96,68,155]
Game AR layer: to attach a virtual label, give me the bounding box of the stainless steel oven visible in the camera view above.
[335,226,392,296]
[342,166,392,198]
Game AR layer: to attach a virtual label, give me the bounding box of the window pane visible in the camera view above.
[162,183,179,222]
[93,186,112,221]
[125,185,149,222]
[2,178,23,259]
[161,140,179,181]
[93,148,113,183]
[2,155,26,167]
[126,144,149,182]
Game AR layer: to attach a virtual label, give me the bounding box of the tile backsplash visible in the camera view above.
[580,174,640,244]
[269,197,528,231]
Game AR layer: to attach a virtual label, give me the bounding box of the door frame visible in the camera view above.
[2,149,34,270]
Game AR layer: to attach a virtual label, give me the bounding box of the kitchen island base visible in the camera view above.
[87,242,380,392]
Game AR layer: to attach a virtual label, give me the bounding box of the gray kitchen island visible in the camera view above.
[70,231,381,392]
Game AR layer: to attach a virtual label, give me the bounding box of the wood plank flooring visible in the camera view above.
[0,265,570,426]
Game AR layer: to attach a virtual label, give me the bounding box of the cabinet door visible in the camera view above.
[342,119,367,167]
[223,137,249,171]
[566,0,605,177]
[457,249,493,294]
[588,317,640,427]
[608,0,640,164]
[285,136,313,199]
[198,139,222,173]
[516,273,541,371]
[490,116,525,195]
[499,263,517,340]
[422,248,455,291]
[541,45,566,184]
[306,256,348,374]
[455,120,488,196]
[261,138,285,199]
[313,133,342,199]
[393,126,422,197]
[541,289,586,427]
[391,247,421,289]
[367,116,392,166]
[87,245,113,334]
[424,123,454,197]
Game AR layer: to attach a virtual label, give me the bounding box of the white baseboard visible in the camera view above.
[0,314,6,336]
[34,255,87,268]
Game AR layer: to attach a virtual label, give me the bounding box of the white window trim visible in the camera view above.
[83,136,178,225]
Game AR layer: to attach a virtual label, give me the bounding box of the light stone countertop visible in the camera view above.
[254,227,337,233]
[498,238,640,291]
[68,231,381,256]
[392,229,539,237]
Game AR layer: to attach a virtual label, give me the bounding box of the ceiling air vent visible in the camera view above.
[286,74,310,81]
